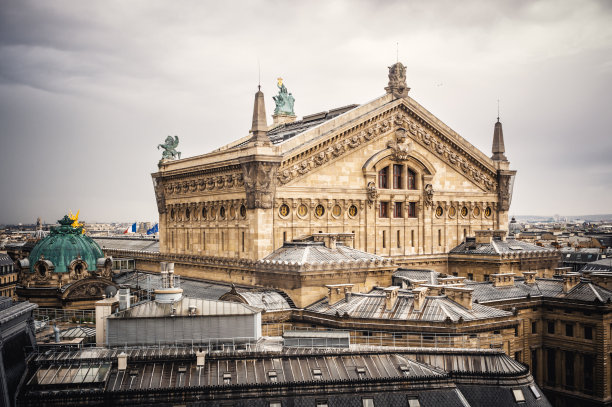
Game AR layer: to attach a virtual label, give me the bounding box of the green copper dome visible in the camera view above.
[28,215,104,273]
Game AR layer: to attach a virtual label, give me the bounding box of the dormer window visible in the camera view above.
[312,368,322,380]
[268,371,277,382]
[356,367,366,379]
[222,372,231,385]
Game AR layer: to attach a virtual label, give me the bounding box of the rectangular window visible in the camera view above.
[531,349,538,381]
[379,202,389,218]
[583,354,594,391]
[382,230,386,249]
[407,169,416,189]
[565,352,574,388]
[468,273,473,280]
[565,324,573,337]
[241,231,245,252]
[378,167,388,189]
[548,321,555,334]
[202,231,206,250]
[397,230,401,248]
[584,326,593,340]
[407,202,416,218]
[393,164,402,189]
[484,274,489,281]
[221,231,225,251]
[283,231,287,242]
[438,229,442,246]
[532,321,537,334]
[394,202,402,218]
[411,230,414,247]
[547,348,556,384]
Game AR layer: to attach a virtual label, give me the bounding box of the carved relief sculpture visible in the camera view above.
[241,160,280,209]
[366,181,379,208]
[424,184,434,208]
[387,127,413,161]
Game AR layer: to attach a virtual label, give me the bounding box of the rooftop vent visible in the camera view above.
[562,273,581,293]
[117,352,127,371]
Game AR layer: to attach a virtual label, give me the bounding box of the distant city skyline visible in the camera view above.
[1,0,611,223]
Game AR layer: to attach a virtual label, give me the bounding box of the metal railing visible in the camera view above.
[34,308,96,324]
[262,323,504,350]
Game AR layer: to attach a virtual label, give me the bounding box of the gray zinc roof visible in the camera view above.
[109,297,261,319]
[450,238,555,256]
[94,237,159,252]
[307,288,510,322]
[263,241,386,264]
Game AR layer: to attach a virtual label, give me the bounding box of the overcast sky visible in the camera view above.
[1,0,611,224]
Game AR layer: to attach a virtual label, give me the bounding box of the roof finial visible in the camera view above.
[258,59,261,90]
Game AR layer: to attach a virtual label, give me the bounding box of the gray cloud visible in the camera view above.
[0,0,611,223]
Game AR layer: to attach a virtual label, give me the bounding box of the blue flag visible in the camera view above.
[147,224,159,235]
[130,222,137,233]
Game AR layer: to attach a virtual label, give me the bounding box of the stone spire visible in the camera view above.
[250,86,269,144]
[385,62,409,99]
[491,118,507,161]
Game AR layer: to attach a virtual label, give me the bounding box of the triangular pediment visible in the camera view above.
[276,95,498,192]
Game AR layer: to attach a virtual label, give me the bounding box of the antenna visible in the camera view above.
[258,59,261,90]
[497,99,500,122]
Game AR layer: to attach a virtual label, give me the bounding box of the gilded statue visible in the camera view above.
[273,78,295,115]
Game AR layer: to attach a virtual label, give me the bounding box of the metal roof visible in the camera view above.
[94,237,160,252]
[263,241,386,264]
[108,297,261,319]
[450,238,555,255]
[307,288,510,322]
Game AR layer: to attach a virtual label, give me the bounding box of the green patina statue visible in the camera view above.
[158,135,181,160]
[273,78,295,116]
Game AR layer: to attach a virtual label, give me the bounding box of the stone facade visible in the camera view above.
[152,63,516,266]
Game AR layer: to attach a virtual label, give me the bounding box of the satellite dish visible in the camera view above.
[105,286,118,298]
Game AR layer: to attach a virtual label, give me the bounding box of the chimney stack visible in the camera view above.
[412,287,428,311]
[445,286,474,310]
[491,273,515,287]
[117,352,127,371]
[562,273,581,293]
[522,271,537,285]
[196,349,206,367]
[326,284,353,305]
[383,286,400,310]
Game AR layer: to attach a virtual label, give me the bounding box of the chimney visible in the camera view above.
[522,271,536,285]
[475,230,494,244]
[491,118,507,161]
[250,86,269,144]
[313,233,354,249]
[562,273,581,293]
[445,287,474,310]
[326,284,353,305]
[492,230,507,241]
[117,352,127,371]
[383,286,400,310]
[554,267,572,277]
[491,273,515,287]
[95,296,119,347]
[196,349,206,367]
[118,287,131,310]
[412,287,428,311]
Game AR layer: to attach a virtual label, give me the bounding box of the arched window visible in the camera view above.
[378,167,389,189]
[407,168,416,189]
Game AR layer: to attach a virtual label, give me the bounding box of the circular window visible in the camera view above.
[229,206,236,219]
[485,206,492,217]
[473,207,481,217]
[448,206,456,217]
[279,204,290,217]
[297,204,308,217]
[315,204,325,218]
[240,205,247,218]
[37,263,46,277]
[332,205,342,218]
[185,208,190,220]
[435,206,444,217]
[170,208,175,220]
[460,207,468,217]
[348,205,358,218]
[219,206,226,220]
[201,207,207,220]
